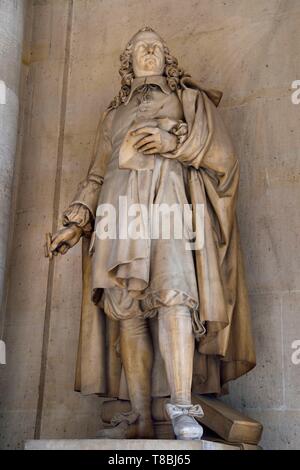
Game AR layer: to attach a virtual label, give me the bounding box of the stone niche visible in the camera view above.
[1,0,300,451]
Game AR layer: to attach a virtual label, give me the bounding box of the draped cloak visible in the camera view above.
[70,77,256,398]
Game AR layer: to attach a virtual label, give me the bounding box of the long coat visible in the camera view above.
[71,77,256,398]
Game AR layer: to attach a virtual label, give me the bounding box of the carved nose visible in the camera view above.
[147,45,154,54]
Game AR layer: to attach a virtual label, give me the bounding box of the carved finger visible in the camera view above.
[140,142,159,152]
[57,243,69,254]
[134,135,157,149]
[50,239,61,251]
[50,232,67,251]
[132,126,159,136]
[143,147,158,154]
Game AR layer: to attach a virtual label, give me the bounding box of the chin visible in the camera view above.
[144,65,156,72]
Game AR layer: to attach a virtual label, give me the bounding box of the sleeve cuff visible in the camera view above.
[62,203,93,236]
[170,120,189,148]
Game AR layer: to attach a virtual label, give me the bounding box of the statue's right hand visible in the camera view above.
[49,225,82,256]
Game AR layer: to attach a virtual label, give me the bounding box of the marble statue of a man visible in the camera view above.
[47,27,256,440]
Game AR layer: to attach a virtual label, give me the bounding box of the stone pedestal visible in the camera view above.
[101,397,263,445]
[25,438,257,451]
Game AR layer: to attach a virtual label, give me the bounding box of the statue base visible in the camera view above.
[24,438,261,451]
[101,396,263,445]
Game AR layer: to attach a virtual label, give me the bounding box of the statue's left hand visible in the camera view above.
[131,125,177,154]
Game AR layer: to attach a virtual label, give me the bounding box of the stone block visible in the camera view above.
[24,437,242,450]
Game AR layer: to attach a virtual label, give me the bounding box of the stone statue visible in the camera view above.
[46,27,256,441]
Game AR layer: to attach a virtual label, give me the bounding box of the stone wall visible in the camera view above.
[0,0,300,450]
[0,0,26,338]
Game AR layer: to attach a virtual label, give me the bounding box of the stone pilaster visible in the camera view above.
[0,1,26,316]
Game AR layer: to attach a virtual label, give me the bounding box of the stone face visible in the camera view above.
[1,0,300,450]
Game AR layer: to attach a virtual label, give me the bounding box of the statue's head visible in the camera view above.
[131,29,165,77]
[110,27,186,108]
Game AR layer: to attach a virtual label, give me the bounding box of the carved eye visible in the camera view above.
[154,43,163,51]
[135,43,146,54]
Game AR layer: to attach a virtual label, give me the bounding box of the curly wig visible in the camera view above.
[109,27,188,109]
